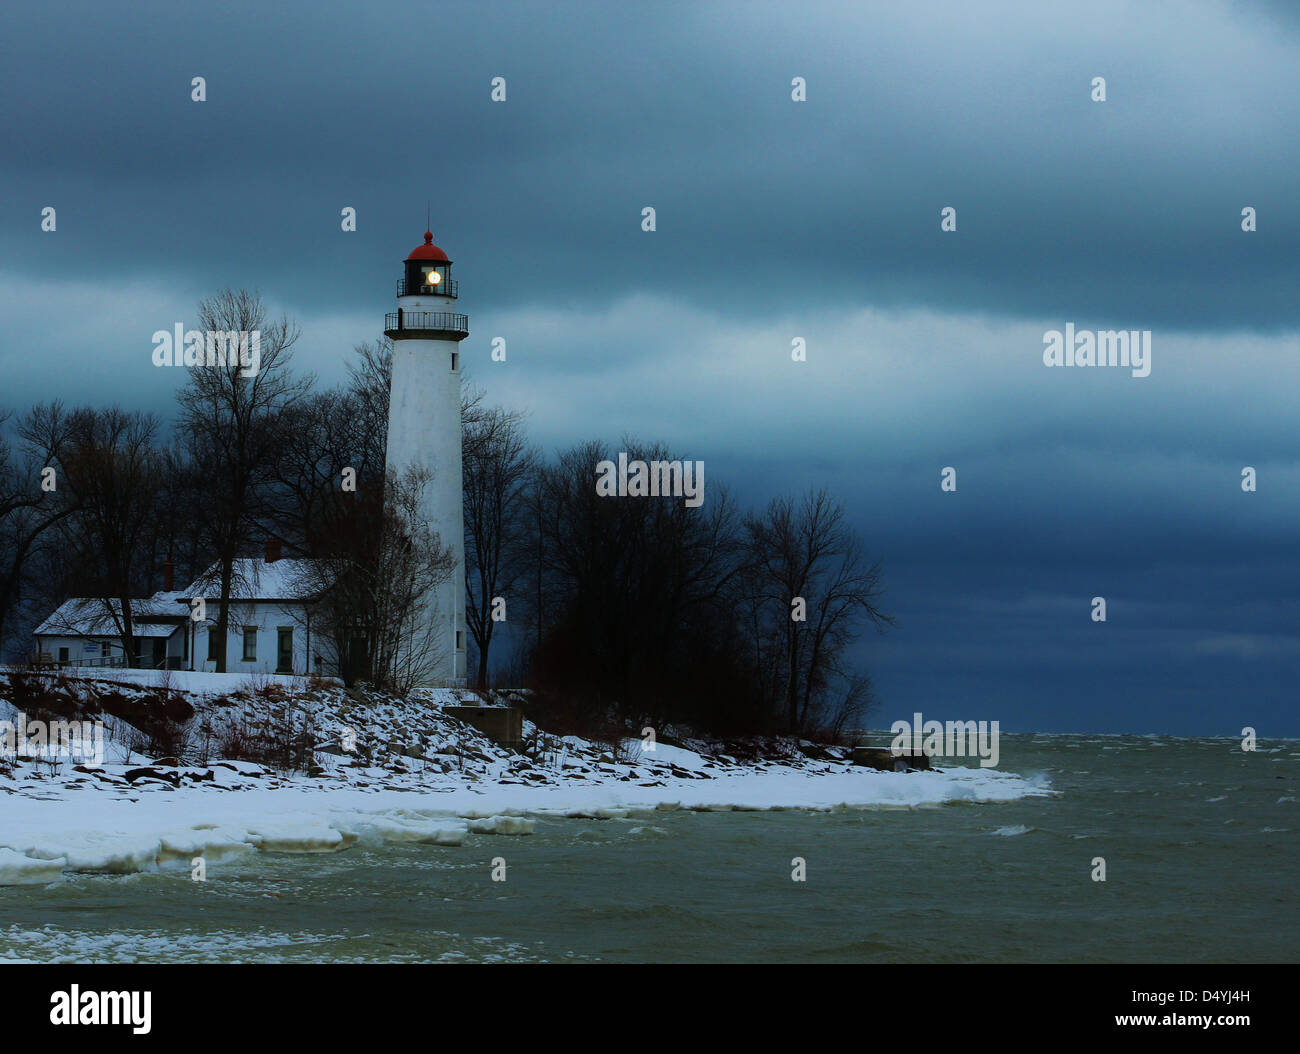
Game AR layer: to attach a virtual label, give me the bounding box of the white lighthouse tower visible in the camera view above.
[384,230,468,686]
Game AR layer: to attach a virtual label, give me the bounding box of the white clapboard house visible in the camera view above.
[33,541,333,676]
[33,590,191,671]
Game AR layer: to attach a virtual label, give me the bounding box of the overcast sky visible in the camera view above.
[2,0,1297,734]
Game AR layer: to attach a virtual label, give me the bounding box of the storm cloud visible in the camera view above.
[1,0,1296,732]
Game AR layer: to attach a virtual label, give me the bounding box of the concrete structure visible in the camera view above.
[443,704,523,751]
[383,231,469,687]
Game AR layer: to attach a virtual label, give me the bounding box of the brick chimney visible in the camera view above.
[265,537,282,564]
[163,555,174,592]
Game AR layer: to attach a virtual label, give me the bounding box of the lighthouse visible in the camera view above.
[383,231,469,686]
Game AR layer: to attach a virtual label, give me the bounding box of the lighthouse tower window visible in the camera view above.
[451,352,459,372]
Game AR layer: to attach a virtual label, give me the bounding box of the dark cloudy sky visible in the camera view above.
[2,0,1297,734]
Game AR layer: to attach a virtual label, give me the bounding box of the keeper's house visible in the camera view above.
[33,541,331,676]
[33,590,190,671]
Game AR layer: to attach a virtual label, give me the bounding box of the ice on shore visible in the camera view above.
[0,848,67,886]
[0,764,1052,885]
[0,668,1055,886]
[466,815,535,835]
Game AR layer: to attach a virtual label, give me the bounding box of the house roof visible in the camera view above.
[34,558,327,639]
[34,597,184,639]
[178,558,324,602]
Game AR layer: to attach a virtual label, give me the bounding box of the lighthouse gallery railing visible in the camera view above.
[384,311,470,338]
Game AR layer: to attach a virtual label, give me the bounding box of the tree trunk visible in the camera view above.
[119,593,137,668]
[215,555,235,673]
[786,624,800,731]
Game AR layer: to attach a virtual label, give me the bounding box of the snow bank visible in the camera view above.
[0,764,1052,884]
[1,667,331,695]
[0,669,1056,887]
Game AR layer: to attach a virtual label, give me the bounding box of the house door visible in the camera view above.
[276,628,293,673]
[344,636,368,683]
[152,639,166,669]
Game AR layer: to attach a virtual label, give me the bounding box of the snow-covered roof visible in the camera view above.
[34,596,185,639]
[179,558,324,602]
[34,558,326,638]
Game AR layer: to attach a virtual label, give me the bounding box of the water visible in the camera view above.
[3,734,1297,962]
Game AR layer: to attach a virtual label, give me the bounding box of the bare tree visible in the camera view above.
[526,439,748,729]
[463,403,538,686]
[176,289,309,671]
[24,405,164,665]
[743,489,892,733]
[823,671,877,742]
[0,409,73,656]
[265,339,395,557]
[346,338,393,470]
[293,466,455,691]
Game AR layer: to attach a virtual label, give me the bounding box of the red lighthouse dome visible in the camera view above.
[407,231,449,262]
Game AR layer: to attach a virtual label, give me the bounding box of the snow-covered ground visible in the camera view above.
[0,668,1054,885]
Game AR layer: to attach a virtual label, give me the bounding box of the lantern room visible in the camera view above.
[400,231,457,298]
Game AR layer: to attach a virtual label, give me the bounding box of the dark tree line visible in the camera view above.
[0,288,892,736]
[513,441,891,736]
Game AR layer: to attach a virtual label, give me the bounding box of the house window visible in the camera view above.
[207,630,218,661]
[100,641,111,657]
[243,627,257,661]
[276,627,293,673]
[58,647,69,664]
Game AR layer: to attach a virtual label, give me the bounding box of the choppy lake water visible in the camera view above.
[3,734,1297,962]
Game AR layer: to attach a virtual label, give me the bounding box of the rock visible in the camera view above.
[851,747,930,771]
[128,773,178,789]
[124,766,179,785]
